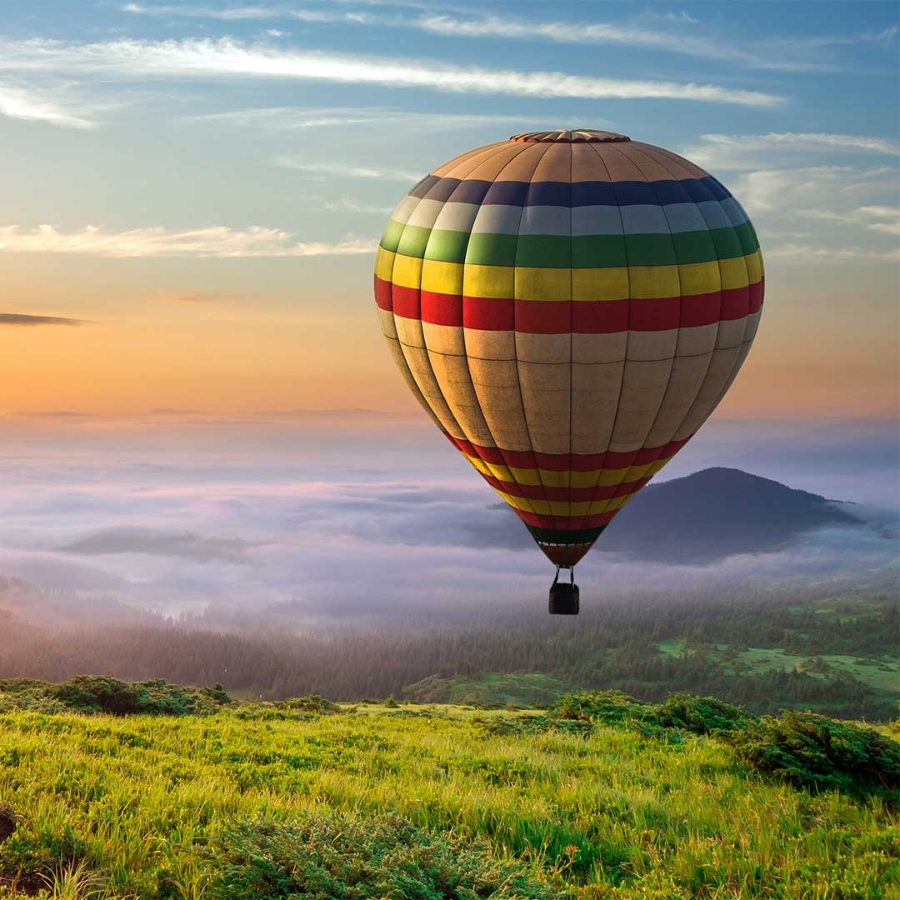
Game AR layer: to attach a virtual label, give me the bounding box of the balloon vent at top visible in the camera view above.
[510,129,631,143]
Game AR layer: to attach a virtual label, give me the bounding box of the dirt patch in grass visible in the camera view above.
[0,804,16,844]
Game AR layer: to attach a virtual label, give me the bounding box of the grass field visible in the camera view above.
[656,639,899,696]
[0,697,897,899]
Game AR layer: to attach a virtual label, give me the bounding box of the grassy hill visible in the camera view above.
[0,680,897,899]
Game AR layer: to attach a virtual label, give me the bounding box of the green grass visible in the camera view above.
[0,697,897,899]
[654,640,899,698]
[404,673,580,707]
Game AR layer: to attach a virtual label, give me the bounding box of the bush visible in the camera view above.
[655,694,755,736]
[278,696,341,715]
[730,711,900,803]
[552,691,649,726]
[0,676,232,716]
[551,691,754,740]
[207,812,564,900]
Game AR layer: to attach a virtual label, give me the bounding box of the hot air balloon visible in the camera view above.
[374,130,763,614]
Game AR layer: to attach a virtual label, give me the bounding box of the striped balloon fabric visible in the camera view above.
[374,130,764,567]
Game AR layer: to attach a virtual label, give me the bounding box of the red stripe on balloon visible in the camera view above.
[377,277,764,334]
[513,509,619,530]
[481,473,650,502]
[390,283,420,319]
[374,275,393,311]
[422,290,462,326]
[447,435,691,471]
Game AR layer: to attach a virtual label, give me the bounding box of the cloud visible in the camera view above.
[765,243,900,262]
[680,134,899,262]
[798,205,900,236]
[414,14,812,71]
[0,37,784,107]
[273,157,419,182]
[59,527,258,562]
[192,105,557,133]
[0,82,95,128]
[154,290,223,302]
[119,4,896,72]
[0,313,83,326]
[121,3,373,23]
[0,415,895,617]
[683,132,900,172]
[0,225,377,258]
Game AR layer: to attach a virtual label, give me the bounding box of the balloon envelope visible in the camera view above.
[374,130,764,567]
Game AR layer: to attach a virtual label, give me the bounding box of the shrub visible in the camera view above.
[655,694,755,736]
[552,691,649,726]
[730,711,900,803]
[278,696,341,715]
[207,812,564,900]
[0,676,232,716]
[54,676,232,716]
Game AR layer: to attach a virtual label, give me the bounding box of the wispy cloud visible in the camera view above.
[0,37,784,107]
[154,290,224,302]
[798,205,900,236]
[689,132,900,170]
[682,134,900,250]
[274,157,419,182]
[0,225,377,258]
[120,3,896,71]
[414,13,812,70]
[193,105,557,133]
[59,527,258,562]
[0,313,83,326]
[766,244,900,262]
[728,165,872,214]
[0,82,95,128]
[121,2,379,23]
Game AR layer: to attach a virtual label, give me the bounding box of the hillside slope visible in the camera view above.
[0,693,896,899]
[598,467,863,562]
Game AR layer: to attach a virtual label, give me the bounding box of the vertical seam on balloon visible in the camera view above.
[615,144,685,495]
[385,189,459,437]
[694,178,758,419]
[638,144,731,447]
[390,167,482,443]
[424,141,531,462]
[569,141,627,537]
[501,141,554,522]
[684,175,750,437]
[459,141,543,520]
[413,142,524,448]
[390,143,510,433]
[662,170,728,447]
[419,144,532,458]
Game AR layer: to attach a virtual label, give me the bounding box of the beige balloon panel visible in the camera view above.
[376,138,762,518]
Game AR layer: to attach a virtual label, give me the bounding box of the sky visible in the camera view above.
[1,0,897,419]
[0,0,897,613]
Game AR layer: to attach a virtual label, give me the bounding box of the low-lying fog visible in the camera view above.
[0,412,896,623]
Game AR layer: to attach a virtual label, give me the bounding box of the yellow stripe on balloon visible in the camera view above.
[462,455,670,487]
[390,253,423,290]
[494,490,634,517]
[572,268,631,301]
[374,247,396,282]
[385,249,762,301]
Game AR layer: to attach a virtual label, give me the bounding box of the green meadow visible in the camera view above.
[0,681,897,899]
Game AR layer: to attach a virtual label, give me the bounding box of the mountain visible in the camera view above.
[597,467,864,563]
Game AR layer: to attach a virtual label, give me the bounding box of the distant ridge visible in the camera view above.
[598,467,862,563]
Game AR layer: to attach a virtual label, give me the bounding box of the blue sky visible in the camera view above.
[0,2,897,421]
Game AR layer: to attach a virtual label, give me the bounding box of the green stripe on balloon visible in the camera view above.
[381,223,759,269]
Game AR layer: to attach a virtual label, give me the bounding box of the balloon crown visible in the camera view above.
[509,130,631,144]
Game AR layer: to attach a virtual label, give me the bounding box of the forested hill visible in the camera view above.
[598,467,863,562]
